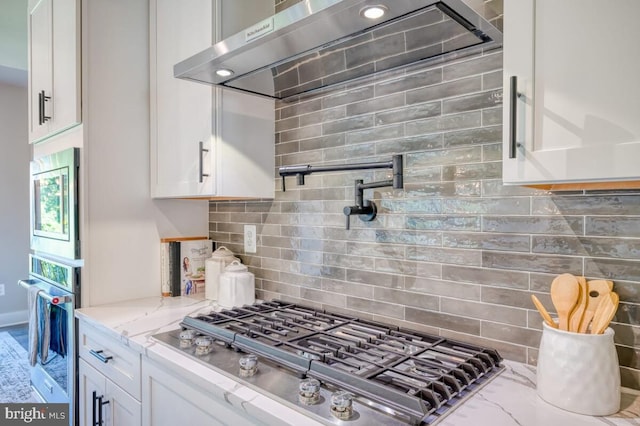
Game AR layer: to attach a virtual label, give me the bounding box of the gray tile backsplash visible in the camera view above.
[208,48,640,389]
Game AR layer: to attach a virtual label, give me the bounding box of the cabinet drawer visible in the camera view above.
[79,321,141,400]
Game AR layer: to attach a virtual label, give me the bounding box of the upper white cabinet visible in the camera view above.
[28,0,81,144]
[502,0,640,187]
[150,0,275,199]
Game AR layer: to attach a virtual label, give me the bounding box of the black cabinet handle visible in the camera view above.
[38,91,43,125]
[89,349,113,363]
[199,141,209,183]
[92,391,98,426]
[509,76,519,159]
[40,90,51,124]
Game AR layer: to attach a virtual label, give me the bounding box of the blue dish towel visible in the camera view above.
[49,305,67,358]
[38,297,51,363]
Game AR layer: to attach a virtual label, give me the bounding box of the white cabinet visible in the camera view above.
[141,358,259,426]
[150,0,275,199]
[28,0,81,144]
[78,321,142,426]
[79,360,141,426]
[502,0,640,187]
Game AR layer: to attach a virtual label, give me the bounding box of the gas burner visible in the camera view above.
[155,301,504,425]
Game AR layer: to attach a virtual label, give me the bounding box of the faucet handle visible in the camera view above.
[343,206,354,230]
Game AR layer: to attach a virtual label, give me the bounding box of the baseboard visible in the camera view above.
[0,310,28,328]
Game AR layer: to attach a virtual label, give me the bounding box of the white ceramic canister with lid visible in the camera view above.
[218,260,255,308]
[204,246,239,300]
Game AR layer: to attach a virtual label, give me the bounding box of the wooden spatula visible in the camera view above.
[531,295,558,328]
[579,280,613,333]
[569,276,588,332]
[591,292,619,334]
[550,273,580,331]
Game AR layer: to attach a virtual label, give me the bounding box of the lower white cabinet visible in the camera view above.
[79,359,141,426]
[141,358,259,426]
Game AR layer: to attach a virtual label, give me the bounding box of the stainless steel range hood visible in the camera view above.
[174,0,502,100]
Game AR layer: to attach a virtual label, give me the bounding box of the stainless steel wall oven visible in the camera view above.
[19,255,79,426]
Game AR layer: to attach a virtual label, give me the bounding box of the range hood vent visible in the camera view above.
[174,0,502,100]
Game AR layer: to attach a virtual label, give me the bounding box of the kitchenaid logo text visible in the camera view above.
[245,18,274,42]
[0,404,67,425]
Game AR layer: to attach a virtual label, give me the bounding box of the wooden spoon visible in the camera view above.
[569,276,588,332]
[579,279,613,333]
[591,292,619,334]
[531,295,558,328]
[550,273,580,331]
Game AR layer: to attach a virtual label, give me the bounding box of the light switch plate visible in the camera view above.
[244,225,257,253]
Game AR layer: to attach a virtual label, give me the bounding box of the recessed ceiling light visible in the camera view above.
[216,69,234,78]
[361,5,388,20]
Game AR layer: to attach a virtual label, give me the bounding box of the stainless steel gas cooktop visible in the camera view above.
[152,300,504,425]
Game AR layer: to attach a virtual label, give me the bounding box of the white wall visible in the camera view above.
[0,80,30,326]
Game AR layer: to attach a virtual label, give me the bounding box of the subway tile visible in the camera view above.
[442,161,501,181]
[322,115,374,135]
[406,307,481,335]
[532,195,640,215]
[482,180,548,196]
[443,232,530,252]
[443,51,502,81]
[374,230,441,247]
[346,123,404,144]
[281,150,323,166]
[532,235,640,259]
[407,246,482,266]
[443,125,502,147]
[299,134,345,152]
[281,249,323,264]
[406,111,482,136]
[375,68,442,96]
[323,253,375,270]
[406,215,480,231]
[346,296,405,320]
[347,93,405,116]
[375,101,441,126]
[279,124,322,143]
[346,269,404,289]
[380,198,442,214]
[443,90,497,119]
[586,257,640,282]
[275,116,299,132]
[299,106,346,127]
[611,323,640,348]
[374,288,439,311]
[374,258,420,275]
[322,85,374,109]
[482,70,502,90]
[481,287,534,309]
[345,241,407,258]
[443,265,529,289]
[322,278,375,299]
[376,134,443,155]
[323,143,377,162]
[483,252,582,275]
[481,322,541,348]
[586,216,640,237]
[406,146,482,168]
[482,216,584,235]
[482,107,503,126]
[262,280,301,298]
[441,298,527,327]
[482,143,501,161]
[405,277,480,301]
[300,288,346,307]
[443,197,530,215]
[299,187,347,201]
[275,140,300,156]
[407,76,482,104]
[404,181,482,197]
[612,280,640,305]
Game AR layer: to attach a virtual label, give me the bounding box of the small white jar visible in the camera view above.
[204,246,239,301]
[218,260,255,309]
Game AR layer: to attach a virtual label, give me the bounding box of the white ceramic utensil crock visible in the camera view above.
[218,260,255,309]
[204,246,239,300]
[537,321,620,416]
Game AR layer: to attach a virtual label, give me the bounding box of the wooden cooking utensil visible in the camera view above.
[569,276,588,332]
[531,295,558,328]
[591,292,619,334]
[579,279,613,333]
[550,273,580,331]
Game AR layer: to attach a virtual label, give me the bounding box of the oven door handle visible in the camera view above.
[18,279,72,305]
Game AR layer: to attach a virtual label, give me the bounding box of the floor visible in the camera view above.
[0,323,39,403]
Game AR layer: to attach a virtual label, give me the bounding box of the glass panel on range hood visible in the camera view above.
[222,5,486,99]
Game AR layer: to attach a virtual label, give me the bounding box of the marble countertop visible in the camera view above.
[76,296,640,426]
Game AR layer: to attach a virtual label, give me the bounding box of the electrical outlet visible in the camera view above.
[244,225,257,253]
[0,284,5,297]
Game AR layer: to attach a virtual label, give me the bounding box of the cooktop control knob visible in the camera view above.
[330,390,353,420]
[298,378,321,405]
[239,354,258,377]
[179,329,197,348]
[194,336,213,355]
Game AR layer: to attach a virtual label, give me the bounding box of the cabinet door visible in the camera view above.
[79,359,107,426]
[28,0,53,142]
[79,359,141,426]
[150,0,214,197]
[141,359,259,426]
[503,0,640,185]
[105,380,141,426]
[28,0,81,144]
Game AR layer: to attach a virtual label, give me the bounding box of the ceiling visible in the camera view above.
[0,0,27,85]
